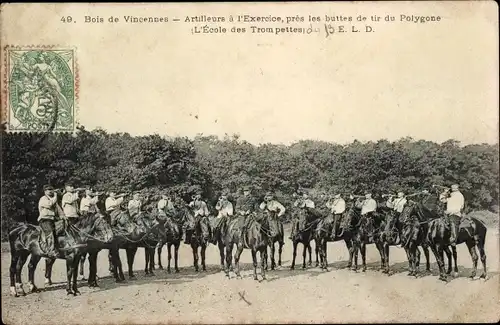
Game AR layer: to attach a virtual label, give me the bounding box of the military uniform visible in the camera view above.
[440,184,465,246]
[38,185,59,258]
[329,195,346,239]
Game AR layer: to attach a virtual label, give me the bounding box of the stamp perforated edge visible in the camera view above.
[1,45,80,134]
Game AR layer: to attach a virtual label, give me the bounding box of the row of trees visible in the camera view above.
[1,126,498,239]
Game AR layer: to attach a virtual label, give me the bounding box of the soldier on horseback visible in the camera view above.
[80,189,101,218]
[235,186,257,216]
[105,191,128,226]
[185,192,209,244]
[157,194,176,221]
[439,184,465,247]
[62,184,85,226]
[360,192,378,236]
[289,188,315,240]
[386,192,407,213]
[327,193,346,239]
[260,191,286,218]
[128,193,145,221]
[37,185,60,258]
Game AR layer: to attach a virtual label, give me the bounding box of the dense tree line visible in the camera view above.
[1,127,498,239]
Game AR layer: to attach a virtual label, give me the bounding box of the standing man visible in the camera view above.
[38,185,60,258]
[62,184,85,226]
[439,184,465,246]
[386,191,407,213]
[185,192,210,244]
[260,192,286,218]
[329,193,346,239]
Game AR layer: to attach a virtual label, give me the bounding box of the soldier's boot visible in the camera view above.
[184,229,191,245]
[288,222,295,240]
[331,215,338,239]
[44,235,59,259]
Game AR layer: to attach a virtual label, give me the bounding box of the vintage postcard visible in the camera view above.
[1,2,498,324]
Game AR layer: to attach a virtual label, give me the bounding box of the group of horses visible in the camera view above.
[7,189,488,298]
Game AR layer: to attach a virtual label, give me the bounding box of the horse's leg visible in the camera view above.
[9,253,19,296]
[323,240,329,271]
[88,251,99,287]
[174,242,180,273]
[345,238,354,269]
[224,242,232,278]
[251,249,258,281]
[44,257,56,286]
[270,241,276,270]
[477,235,488,279]
[15,252,29,296]
[79,252,87,280]
[144,247,150,275]
[108,250,114,274]
[307,241,312,266]
[234,244,244,279]
[278,239,284,267]
[466,240,478,279]
[360,242,367,272]
[382,242,390,274]
[415,245,421,275]
[375,241,384,272]
[218,241,225,271]
[261,248,267,281]
[352,241,359,272]
[422,244,431,273]
[167,243,172,273]
[27,254,42,293]
[192,244,199,272]
[290,240,298,270]
[451,245,458,276]
[126,247,138,279]
[315,239,320,267]
[302,242,308,269]
[157,242,164,270]
[436,243,447,281]
[71,254,81,295]
[444,245,452,275]
[116,249,126,281]
[66,256,75,295]
[201,244,207,272]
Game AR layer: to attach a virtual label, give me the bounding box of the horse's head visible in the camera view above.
[83,213,114,244]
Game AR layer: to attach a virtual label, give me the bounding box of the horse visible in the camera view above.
[181,207,212,272]
[224,211,271,280]
[351,200,387,273]
[380,200,432,276]
[427,208,488,282]
[265,209,284,270]
[8,213,113,296]
[314,202,359,271]
[156,210,183,273]
[290,207,322,270]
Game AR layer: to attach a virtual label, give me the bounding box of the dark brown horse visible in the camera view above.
[290,207,322,270]
[156,212,183,273]
[9,213,113,296]
[265,210,284,270]
[315,202,359,271]
[427,211,488,282]
[182,207,212,272]
[351,200,387,273]
[224,212,270,280]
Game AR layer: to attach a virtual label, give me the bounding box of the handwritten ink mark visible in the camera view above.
[238,291,252,305]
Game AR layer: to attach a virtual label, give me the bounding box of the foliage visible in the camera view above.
[2,126,498,240]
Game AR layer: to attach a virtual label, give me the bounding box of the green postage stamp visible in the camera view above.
[4,47,78,132]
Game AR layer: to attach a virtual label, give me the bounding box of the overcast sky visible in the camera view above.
[4,2,498,145]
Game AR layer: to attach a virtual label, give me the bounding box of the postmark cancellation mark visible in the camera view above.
[3,47,77,132]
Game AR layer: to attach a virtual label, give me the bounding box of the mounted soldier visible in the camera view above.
[289,189,315,240]
[105,191,129,226]
[235,185,258,216]
[327,193,346,239]
[80,188,102,218]
[185,192,209,244]
[259,191,286,218]
[386,191,407,214]
[37,185,60,258]
[128,192,147,221]
[358,192,378,235]
[157,194,176,221]
[439,184,465,247]
[62,184,85,226]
